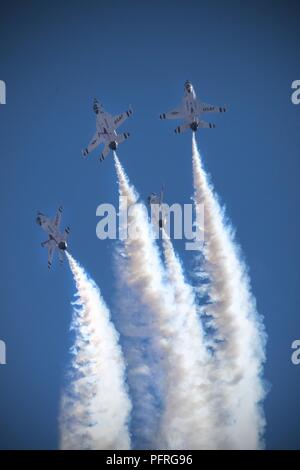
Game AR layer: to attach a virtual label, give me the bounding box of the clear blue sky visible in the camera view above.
[0,0,299,449]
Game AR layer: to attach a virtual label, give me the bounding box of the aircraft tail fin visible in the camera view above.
[62,227,70,241]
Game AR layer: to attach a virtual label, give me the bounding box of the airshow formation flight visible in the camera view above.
[82,99,132,162]
[37,81,226,268]
[36,207,70,269]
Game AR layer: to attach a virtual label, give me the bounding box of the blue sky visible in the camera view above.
[0,0,299,449]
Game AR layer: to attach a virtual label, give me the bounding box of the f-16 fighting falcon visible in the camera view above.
[82,99,132,162]
[36,206,70,269]
[159,80,226,134]
[147,185,165,229]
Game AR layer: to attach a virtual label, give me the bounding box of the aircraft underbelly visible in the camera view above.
[185,98,197,119]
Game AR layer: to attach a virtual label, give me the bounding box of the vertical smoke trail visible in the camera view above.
[160,232,218,449]
[114,153,216,449]
[191,134,266,449]
[113,250,164,450]
[60,252,131,450]
[113,153,170,449]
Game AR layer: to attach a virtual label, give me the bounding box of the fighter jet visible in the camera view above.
[36,206,70,269]
[159,80,226,134]
[147,185,165,229]
[82,99,132,162]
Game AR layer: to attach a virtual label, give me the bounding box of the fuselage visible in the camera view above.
[160,80,225,134]
[36,215,67,250]
[183,81,200,130]
[94,103,118,146]
[183,82,198,122]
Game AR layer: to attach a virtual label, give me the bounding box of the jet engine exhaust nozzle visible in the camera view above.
[58,241,67,251]
[190,122,199,132]
[109,141,118,151]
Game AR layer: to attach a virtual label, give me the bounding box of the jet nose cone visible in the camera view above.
[93,99,101,114]
[185,81,192,93]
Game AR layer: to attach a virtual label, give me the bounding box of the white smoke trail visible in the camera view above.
[191,134,266,449]
[59,252,132,450]
[113,250,164,450]
[160,231,219,448]
[114,153,216,449]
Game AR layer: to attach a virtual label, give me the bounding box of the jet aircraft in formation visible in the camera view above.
[36,206,70,269]
[38,82,226,268]
[147,185,165,229]
[159,80,227,134]
[82,99,132,162]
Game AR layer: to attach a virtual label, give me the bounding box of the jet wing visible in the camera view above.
[159,106,185,120]
[53,206,63,228]
[82,131,104,157]
[113,109,133,129]
[198,101,227,114]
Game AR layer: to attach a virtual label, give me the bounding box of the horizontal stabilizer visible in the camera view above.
[199,120,216,129]
[115,132,130,144]
[113,109,133,128]
[99,144,110,162]
[174,122,190,134]
[62,226,70,241]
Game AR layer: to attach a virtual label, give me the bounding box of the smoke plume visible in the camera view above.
[59,252,131,450]
[114,154,216,449]
[192,134,266,449]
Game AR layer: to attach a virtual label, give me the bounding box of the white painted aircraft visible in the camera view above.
[147,185,165,229]
[82,99,132,162]
[36,206,70,269]
[159,80,226,134]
